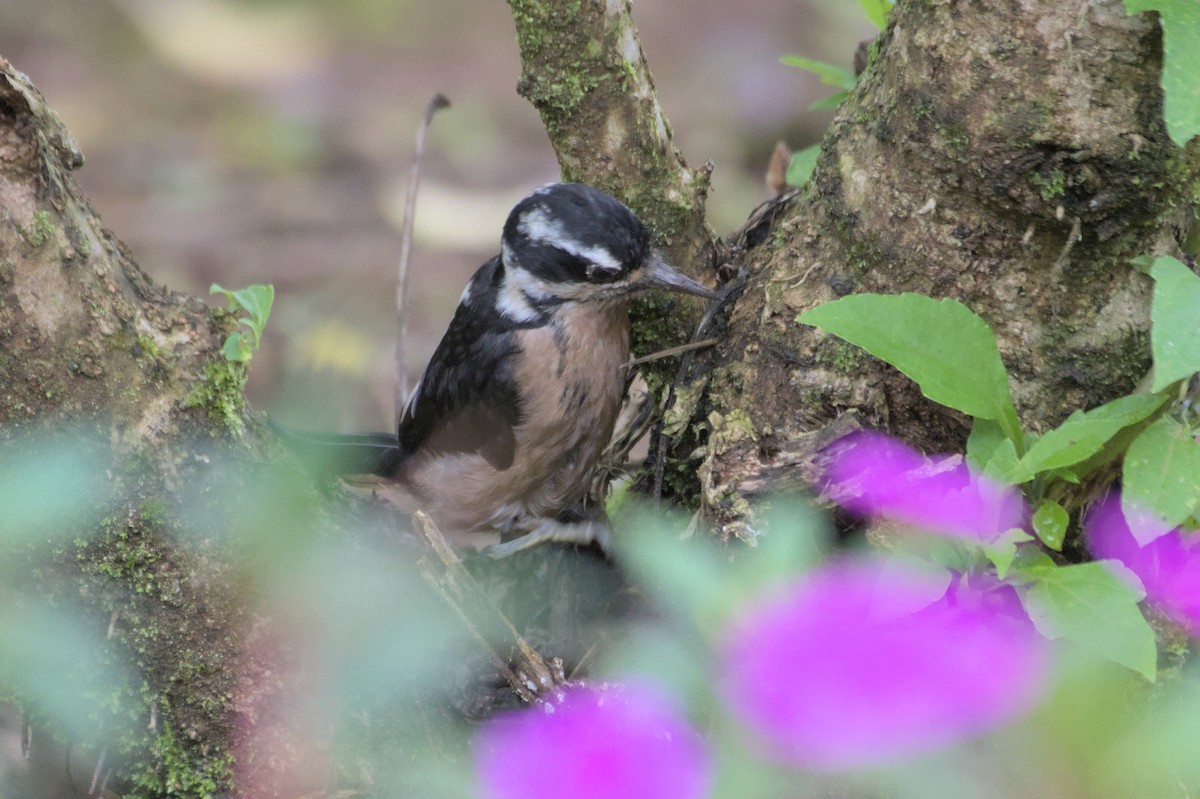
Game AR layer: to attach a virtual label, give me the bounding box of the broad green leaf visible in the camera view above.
[1009,394,1169,482]
[0,438,105,548]
[797,294,1023,447]
[1146,255,1200,391]
[1016,560,1156,680]
[859,0,893,29]
[613,506,737,631]
[779,56,857,90]
[212,283,274,341]
[1122,415,1200,542]
[983,528,1034,579]
[0,603,133,741]
[1124,0,1200,145]
[785,144,821,186]
[736,498,832,589]
[222,330,252,362]
[966,418,1007,471]
[966,418,1021,484]
[1032,499,1069,551]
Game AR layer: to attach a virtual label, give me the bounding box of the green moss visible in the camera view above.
[508,0,596,133]
[939,117,970,151]
[22,210,57,248]
[129,720,233,799]
[73,506,238,798]
[133,334,161,359]
[814,337,869,373]
[1031,169,1067,202]
[183,359,248,436]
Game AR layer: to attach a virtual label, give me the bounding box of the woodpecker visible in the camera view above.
[276,182,717,555]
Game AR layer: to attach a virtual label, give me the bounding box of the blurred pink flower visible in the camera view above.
[823,431,1026,541]
[720,559,1049,769]
[1087,494,1200,635]
[475,683,711,799]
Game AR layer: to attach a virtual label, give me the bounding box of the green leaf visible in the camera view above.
[1016,560,1157,680]
[808,91,849,111]
[983,528,1034,579]
[858,0,893,29]
[966,418,1007,471]
[613,506,738,631]
[1124,0,1200,145]
[1031,499,1069,551]
[785,144,821,186]
[1146,255,1200,391]
[779,56,857,90]
[1121,415,1200,542]
[797,294,1023,448]
[966,418,1020,484]
[212,283,274,342]
[1009,393,1169,482]
[222,331,252,362]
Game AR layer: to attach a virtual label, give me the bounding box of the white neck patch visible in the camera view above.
[497,242,553,322]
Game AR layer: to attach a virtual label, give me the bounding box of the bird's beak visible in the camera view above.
[637,254,720,300]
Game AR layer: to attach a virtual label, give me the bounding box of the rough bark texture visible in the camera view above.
[700,0,1200,537]
[503,0,1200,541]
[509,0,1200,538]
[507,0,721,365]
[0,58,249,794]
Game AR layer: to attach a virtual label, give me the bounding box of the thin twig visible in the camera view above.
[396,93,451,426]
[412,511,564,702]
[621,338,719,370]
[88,748,107,798]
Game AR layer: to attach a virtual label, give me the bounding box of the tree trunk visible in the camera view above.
[1,58,250,793]
[512,0,1199,538]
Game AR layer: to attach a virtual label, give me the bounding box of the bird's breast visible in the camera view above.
[507,302,630,508]
[399,301,631,535]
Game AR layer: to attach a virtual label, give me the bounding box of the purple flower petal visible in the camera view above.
[824,431,1026,542]
[720,559,1049,769]
[1087,494,1200,635]
[475,683,711,799]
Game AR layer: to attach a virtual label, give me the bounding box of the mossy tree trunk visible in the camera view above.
[510,0,1200,537]
[0,59,252,794]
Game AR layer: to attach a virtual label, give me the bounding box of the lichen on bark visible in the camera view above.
[0,57,251,795]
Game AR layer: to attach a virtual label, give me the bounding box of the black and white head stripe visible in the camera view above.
[500,183,650,287]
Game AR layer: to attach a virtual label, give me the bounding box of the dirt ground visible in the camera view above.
[2,0,872,431]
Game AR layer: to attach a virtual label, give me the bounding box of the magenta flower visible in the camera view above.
[474,683,712,799]
[1087,494,1200,635]
[823,431,1026,542]
[720,559,1049,769]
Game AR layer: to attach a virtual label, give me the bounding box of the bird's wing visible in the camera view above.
[398,257,525,470]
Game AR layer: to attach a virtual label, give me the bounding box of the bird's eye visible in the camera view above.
[585,262,623,283]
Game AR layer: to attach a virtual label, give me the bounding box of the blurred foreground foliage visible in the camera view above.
[0,426,1195,798]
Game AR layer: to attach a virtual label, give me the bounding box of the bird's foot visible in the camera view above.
[483,515,612,558]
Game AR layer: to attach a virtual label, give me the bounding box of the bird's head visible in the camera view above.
[496,183,716,321]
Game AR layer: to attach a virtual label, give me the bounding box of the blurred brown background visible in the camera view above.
[3,0,872,430]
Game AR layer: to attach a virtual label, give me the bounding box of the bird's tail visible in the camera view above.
[267,419,403,477]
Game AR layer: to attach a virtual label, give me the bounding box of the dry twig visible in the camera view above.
[395,93,451,424]
[412,511,565,703]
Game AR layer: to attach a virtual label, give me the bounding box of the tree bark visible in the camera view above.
[1,58,249,793]
[702,0,1199,536]
[506,0,1200,538]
